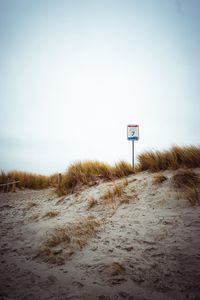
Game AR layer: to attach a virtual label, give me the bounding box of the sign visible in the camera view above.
[127,125,139,141]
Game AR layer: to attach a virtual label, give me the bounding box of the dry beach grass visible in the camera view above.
[0,170,49,189]
[172,169,199,205]
[57,160,134,195]
[38,216,100,265]
[137,145,200,172]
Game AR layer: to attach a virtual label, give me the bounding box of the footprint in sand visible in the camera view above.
[117,291,131,299]
[72,281,84,288]
[47,275,57,283]
[98,295,110,300]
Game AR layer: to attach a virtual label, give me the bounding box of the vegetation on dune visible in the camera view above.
[137,145,200,172]
[172,169,199,189]
[1,145,199,193]
[101,180,130,206]
[0,160,133,194]
[86,179,130,210]
[172,169,199,205]
[113,161,134,177]
[38,216,100,264]
[58,160,134,194]
[87,196,98,209]
[63,161,112,189]
[43,210,60,218]
[102,262,126,276]
[49,173,60,187]
[58,146,200,194]
[153,174,168,185]
[0,170,50,190]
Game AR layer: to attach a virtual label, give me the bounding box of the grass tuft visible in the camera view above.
[39,216,100,264]
[172,169,199,205]
[113,161,134,177]
[137,145,200,172]
[101,180,129,205]
[101,262,126,276]
[43,211,60,218]
[55,187,66,197]
[87,196,97,209]
[172,169,199,188]
[46,227,71,247]
[102,188,114,203]
[153,174,167,185]
[59,160,133,194]
[62,161,112,191]
[37,246,65,265]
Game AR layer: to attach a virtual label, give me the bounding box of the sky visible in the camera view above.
[0,0,200,174]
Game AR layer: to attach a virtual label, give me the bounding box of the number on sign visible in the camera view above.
[132,131,135,136]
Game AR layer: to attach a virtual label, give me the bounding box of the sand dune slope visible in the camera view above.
[0,169,200,300]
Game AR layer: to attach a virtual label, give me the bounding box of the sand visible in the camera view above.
[0,169,200,300]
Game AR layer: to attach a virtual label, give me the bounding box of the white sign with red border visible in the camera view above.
[127,125,139,140]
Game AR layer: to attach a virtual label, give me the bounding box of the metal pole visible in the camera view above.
[132,140,134,169]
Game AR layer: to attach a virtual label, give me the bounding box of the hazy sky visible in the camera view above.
[0,0,199,174]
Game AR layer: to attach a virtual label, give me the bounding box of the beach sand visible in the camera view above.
[0,169,200,300]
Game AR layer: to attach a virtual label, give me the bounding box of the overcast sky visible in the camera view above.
[0,0,199,174]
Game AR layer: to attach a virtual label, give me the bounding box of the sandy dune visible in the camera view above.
[0,170,200,300]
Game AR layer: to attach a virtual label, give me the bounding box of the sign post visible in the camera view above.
[127,124,139,169]
[132,139,134,168]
